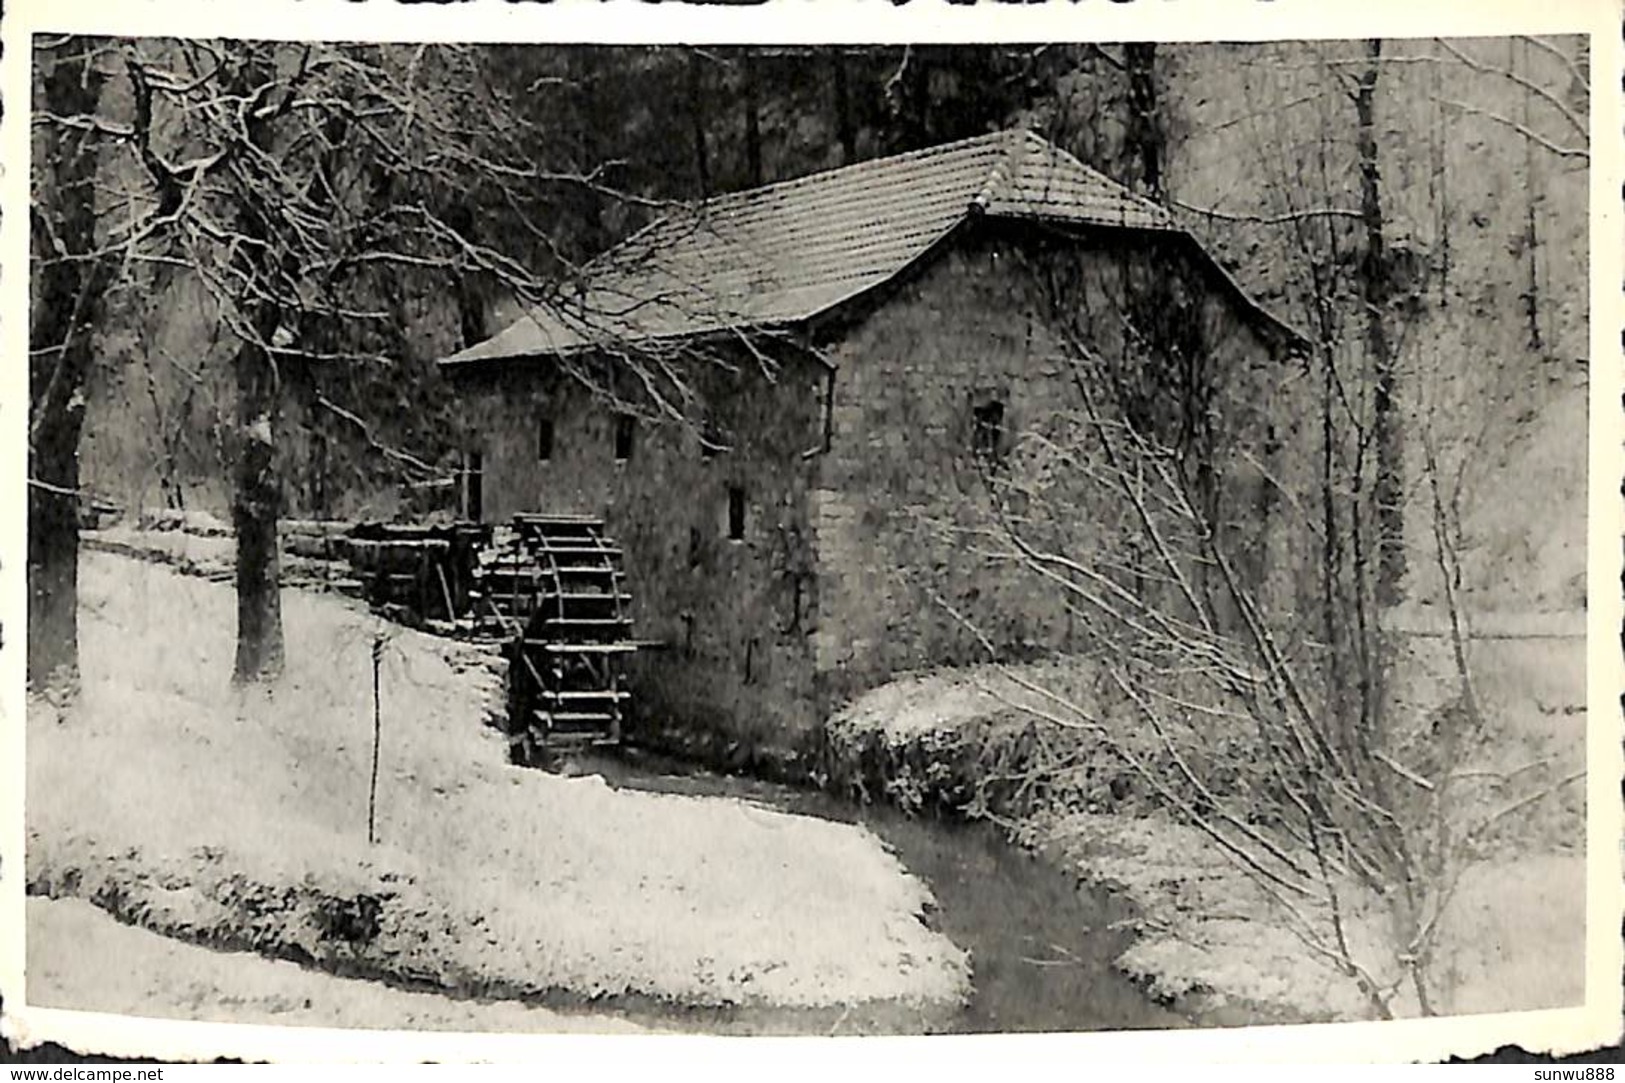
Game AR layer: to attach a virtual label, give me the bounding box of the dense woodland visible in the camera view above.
[30,38,1587,681]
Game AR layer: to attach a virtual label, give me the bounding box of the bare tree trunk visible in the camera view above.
[1355,38,1405,607]
[1429,57,1452,309]
[882,45,933,152]
[833,51,857,165]
[230,48,286,685]
[28,41,111,689]
[28,378,90,688]
[907,47,932,149]
[741,50,762,187]
[1517,39,1543,353]
[448,204,487,349]
[231,308,285,684]
[686,50,711,197]
[1319,349,1351,731]
[140,353,187,511]
[570,49,607,256]
[1124,43,1164,201]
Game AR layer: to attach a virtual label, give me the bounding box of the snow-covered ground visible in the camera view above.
[81,521,351,588]
[82,522,236,577]
[829,636,1588,1022]
[28,897,655,1034]
[1036,811,1584,1020]
[27,552,970,1023]
[827,661,1073,746]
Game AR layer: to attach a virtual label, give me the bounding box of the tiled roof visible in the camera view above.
[440,130,1248,366]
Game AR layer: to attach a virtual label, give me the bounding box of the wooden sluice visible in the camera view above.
[342,521,491,626]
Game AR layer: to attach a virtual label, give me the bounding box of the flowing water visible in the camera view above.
[573,746,1190,1035]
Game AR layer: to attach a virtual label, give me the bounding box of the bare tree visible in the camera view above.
[926,305,1579,1016]
[29,36,116,690]
[1122,43,1164,202]
[32,38,783,685]
[912,36,1589,1010]
[1352,39,1406,608]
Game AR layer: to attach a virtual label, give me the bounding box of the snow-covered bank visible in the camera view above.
[27,552,970,1020]
[826,641,1587,1022]
[27,897,656,1034]
[1033,812,1583,1020]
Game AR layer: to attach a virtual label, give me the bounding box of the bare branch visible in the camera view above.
[1172,199,1365,225]
[1436,97,1589,160]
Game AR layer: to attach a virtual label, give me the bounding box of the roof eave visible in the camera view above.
[1179,237,1312,358]
[989,212,1311,358]
[439,203,1311,373]
[436,317,837,377]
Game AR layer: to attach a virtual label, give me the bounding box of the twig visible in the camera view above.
[1476,768,1586,834]
[368,633,385,845]
[1435,97,1588,160]
[1171,199,1365,225]
[27,476,81,497]
[1374,752,1435,792]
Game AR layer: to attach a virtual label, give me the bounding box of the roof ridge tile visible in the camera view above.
[698,128,1011,211]
[969,128,1028,214]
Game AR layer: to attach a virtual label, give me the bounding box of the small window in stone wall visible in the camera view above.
[700,415,728,460]
[614,413,636,461]
[727,485,746,541]
[462,449,484,523]
[537,417,554,461]
[972,399,1006,464]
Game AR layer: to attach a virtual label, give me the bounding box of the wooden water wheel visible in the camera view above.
[469,514,635,763]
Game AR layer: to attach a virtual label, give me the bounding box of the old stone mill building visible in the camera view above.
[434,129,1306,768]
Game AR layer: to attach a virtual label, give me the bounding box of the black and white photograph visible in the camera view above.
[5,0,1619,1064]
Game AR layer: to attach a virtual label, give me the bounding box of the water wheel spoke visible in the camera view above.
[505,515,637,758]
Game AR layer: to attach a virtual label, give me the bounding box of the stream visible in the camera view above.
[571,745,1191,1035]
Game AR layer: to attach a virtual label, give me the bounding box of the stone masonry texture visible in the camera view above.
[453,219,1301,760]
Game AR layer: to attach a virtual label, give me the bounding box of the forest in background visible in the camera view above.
[31,37,1589,685]
[68,42,1589,547]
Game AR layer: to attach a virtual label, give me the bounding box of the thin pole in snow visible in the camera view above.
[368,633,384,845]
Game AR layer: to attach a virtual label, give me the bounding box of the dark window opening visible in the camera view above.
[614,414,636,461]
[821,371,835,453]
[700,415,727,460]
[783,573,804,634]
[972,400,1006,463]
[727,485,746,541]
[463,450,484,524]
[537,417,554,461]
